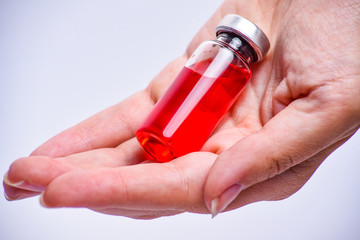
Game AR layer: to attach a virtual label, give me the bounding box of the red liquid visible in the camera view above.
[136,60,251,162]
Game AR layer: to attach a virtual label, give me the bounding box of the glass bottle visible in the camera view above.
[136,14,270,162]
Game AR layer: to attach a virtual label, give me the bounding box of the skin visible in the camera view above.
[3,0,360,219]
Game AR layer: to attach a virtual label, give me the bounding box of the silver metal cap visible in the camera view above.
[216,14,270,62]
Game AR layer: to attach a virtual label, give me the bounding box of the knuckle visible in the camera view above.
[168,161,208,213]
[110,170,130,203]
[169,164,190,207]
[266,154,296,179]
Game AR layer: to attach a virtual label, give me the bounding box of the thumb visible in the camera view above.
[203,97,358,217]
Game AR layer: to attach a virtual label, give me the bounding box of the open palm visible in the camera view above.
[4,0,359,219]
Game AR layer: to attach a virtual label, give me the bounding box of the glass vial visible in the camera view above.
[136,14,270,162]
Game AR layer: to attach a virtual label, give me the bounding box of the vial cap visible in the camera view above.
[216,14,270,62]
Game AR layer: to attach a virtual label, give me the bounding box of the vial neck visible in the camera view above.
[216,32,256,64]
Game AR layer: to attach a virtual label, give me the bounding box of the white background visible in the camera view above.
[1,1,359,239]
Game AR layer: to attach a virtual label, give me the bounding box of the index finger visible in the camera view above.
[40,152,217,213]
[31,91,153,157]
[31,56,189,158]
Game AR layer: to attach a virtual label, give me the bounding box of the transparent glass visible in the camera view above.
[136,40,252,162]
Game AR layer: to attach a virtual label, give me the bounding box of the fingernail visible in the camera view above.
[39,192,47,207]
[4,191,39,201]
[4,191,12,201]
[4,173,44,192]
[39,192,49,208]
[211,183,243,218]
[211,198,218,218]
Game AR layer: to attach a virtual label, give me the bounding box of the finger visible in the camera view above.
[204,95,358,216]
[5,156,76,193]
[3,181,40,200]
[31,91,154,158]
[5,138,147,198]
[61,138,147,169]
[31,55,188,158]
[223,137,350,213]
[40,152,217,214]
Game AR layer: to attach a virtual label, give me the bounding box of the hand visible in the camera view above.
[203,0,360,216]
[4,0,360,219]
